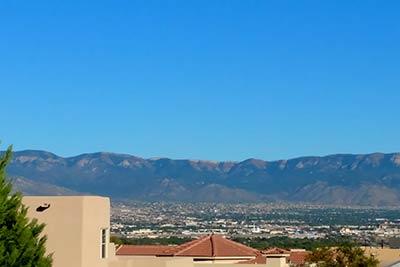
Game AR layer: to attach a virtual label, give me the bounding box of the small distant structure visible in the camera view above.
[261,248,290,267]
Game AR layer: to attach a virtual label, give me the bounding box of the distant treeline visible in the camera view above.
[232,236,354,250]
[110,236,194,246]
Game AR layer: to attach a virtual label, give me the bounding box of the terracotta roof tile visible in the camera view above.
[116,245,174,256]
[116,240,310,265]
[161,235,260,257]
[288,251,309,265]
[261,248,291,255]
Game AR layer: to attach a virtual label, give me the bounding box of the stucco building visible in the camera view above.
[23,196,194,267]
[23,196,110,267]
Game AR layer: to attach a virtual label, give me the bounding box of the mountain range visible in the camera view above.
[5,150,400,206]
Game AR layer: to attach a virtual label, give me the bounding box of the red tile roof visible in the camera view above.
[161,235,260,257]
[116,239,310,265]
[261,248,291,255]
[116,235,260,258]
[116,245,174,256]
[288,251,309,265]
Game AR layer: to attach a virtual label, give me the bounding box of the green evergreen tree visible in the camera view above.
[0,145,52,267]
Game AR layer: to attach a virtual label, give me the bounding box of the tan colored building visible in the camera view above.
[260,248,291,267]
[116,237,311,267]
[23,196,110,267]
[363,247,400,267]
[23,196,194,267]
[116,235,265,265]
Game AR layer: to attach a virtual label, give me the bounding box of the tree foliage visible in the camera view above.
[0,145,52,267]
[232,236,353,251]
[118,236,194,246]
[306,245,379,267]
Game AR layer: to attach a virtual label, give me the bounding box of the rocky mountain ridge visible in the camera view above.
[5,150,400,206]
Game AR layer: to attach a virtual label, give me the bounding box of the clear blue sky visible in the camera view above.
[1,1,400,161]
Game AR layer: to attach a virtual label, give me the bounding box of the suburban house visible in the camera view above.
[23,196,111,267]
[116,234,266,264]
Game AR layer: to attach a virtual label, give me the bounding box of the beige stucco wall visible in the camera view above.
[113,255,265,267]
[112,256,261,267]
[23,196,110,267]
[265,257,288,267]
[109,257,193,267]
[82,196,110,267]
[364,247,400,267]
[190,257,255,264]
[194,264,266,267]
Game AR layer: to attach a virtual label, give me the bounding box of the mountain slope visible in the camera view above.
[4,150,400,205]
[10,176,80,196]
